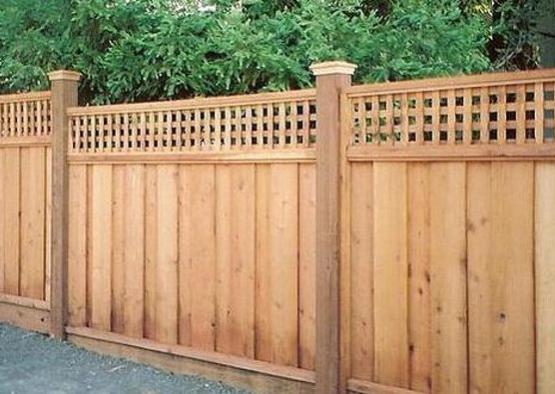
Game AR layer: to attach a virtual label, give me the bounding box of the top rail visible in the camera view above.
[0,91,51,103]
[345,68,555,96]
[67,89,316,116]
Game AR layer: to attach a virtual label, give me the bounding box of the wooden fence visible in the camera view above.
[1,64,555,394]
[65,90,318,373]
[0,91,52,332]
[342,69,555,394]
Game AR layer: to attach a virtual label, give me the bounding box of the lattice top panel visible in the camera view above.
[347,69,555,146]
[68,90,317,154]
[0,92,52,138]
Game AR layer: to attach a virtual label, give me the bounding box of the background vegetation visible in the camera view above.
[0,0,549,103]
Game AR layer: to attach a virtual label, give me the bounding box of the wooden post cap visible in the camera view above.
[310,61,357,76]
[48,70,82,82]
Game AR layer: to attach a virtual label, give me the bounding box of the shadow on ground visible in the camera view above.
[0,323,249,394]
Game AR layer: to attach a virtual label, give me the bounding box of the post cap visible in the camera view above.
[309,61,357,76]
[48,70,82,82]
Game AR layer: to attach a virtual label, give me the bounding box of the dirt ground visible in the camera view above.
[0,323,249,394]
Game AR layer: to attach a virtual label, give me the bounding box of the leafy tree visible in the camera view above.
[0,0,73,91]
[0,0,540,104]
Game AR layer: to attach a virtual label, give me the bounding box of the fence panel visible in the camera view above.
[0,91,52,332]
[344,69,555,394]
[66,90,317,382]
[2,67,555,393]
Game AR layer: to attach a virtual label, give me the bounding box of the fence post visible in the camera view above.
[311,61,356,393]
[48,70,81,339]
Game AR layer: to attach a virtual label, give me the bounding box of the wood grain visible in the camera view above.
[68,165,87,326]
[178,164,216,350]
[535,162,555,394]
[429,162,467,394]
[298,163,316,371]
[407,163,431,393]
[350,162,374,381]
[19,147,46,300]
[90,165,113,331]
[155,164,179,344]
[373,162,409,388]
[123,164,145,338]
[216,164,256,358]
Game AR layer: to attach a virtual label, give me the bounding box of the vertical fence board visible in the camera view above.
[68,165,87,327]
[536,162,555,394]
[350,162,374,381]
[143,166,158,340]
[123,164,145,338]
[178,164,216,350]
[111,166,126,334]
[155,164,179,344]
[0,148,21,295]
[178,165,193,347]
[490,162,534,393]
[2,148,20,295]
[270,164,299,366]
[407,163,431,393]
[215,165,233,354]
[90,165,113,331]
[86,166,93,326]
[255,163,299,366]
[373,162,409,388]
[44,147,51,306]
[20,147,46,300]
[255,164,272,362]
[299,163,316,370]
[230,164,255,358]
[467,162,493,394]
[429,162,467,394]
[468,162,536,394]
[216,164,256,358]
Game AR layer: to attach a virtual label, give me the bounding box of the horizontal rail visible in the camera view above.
[347,144,555,161]
[0,135,51,147]
[67,89,316,116]
[345,68,555,97]
[0,91,51,103]
[67,148,316,164]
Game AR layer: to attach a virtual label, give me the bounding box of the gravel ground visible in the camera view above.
[0,323,249,394]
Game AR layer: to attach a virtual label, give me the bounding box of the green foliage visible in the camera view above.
[353,0,491,81]
[487,0,543,70]
[0,0,498,103]
[0,0,73,91]
[462,0,547,70]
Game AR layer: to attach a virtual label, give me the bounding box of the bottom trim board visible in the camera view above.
[66,326,315,394]
[0,301,50,334]
[347,379,426,394]
[0,294,50,310]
